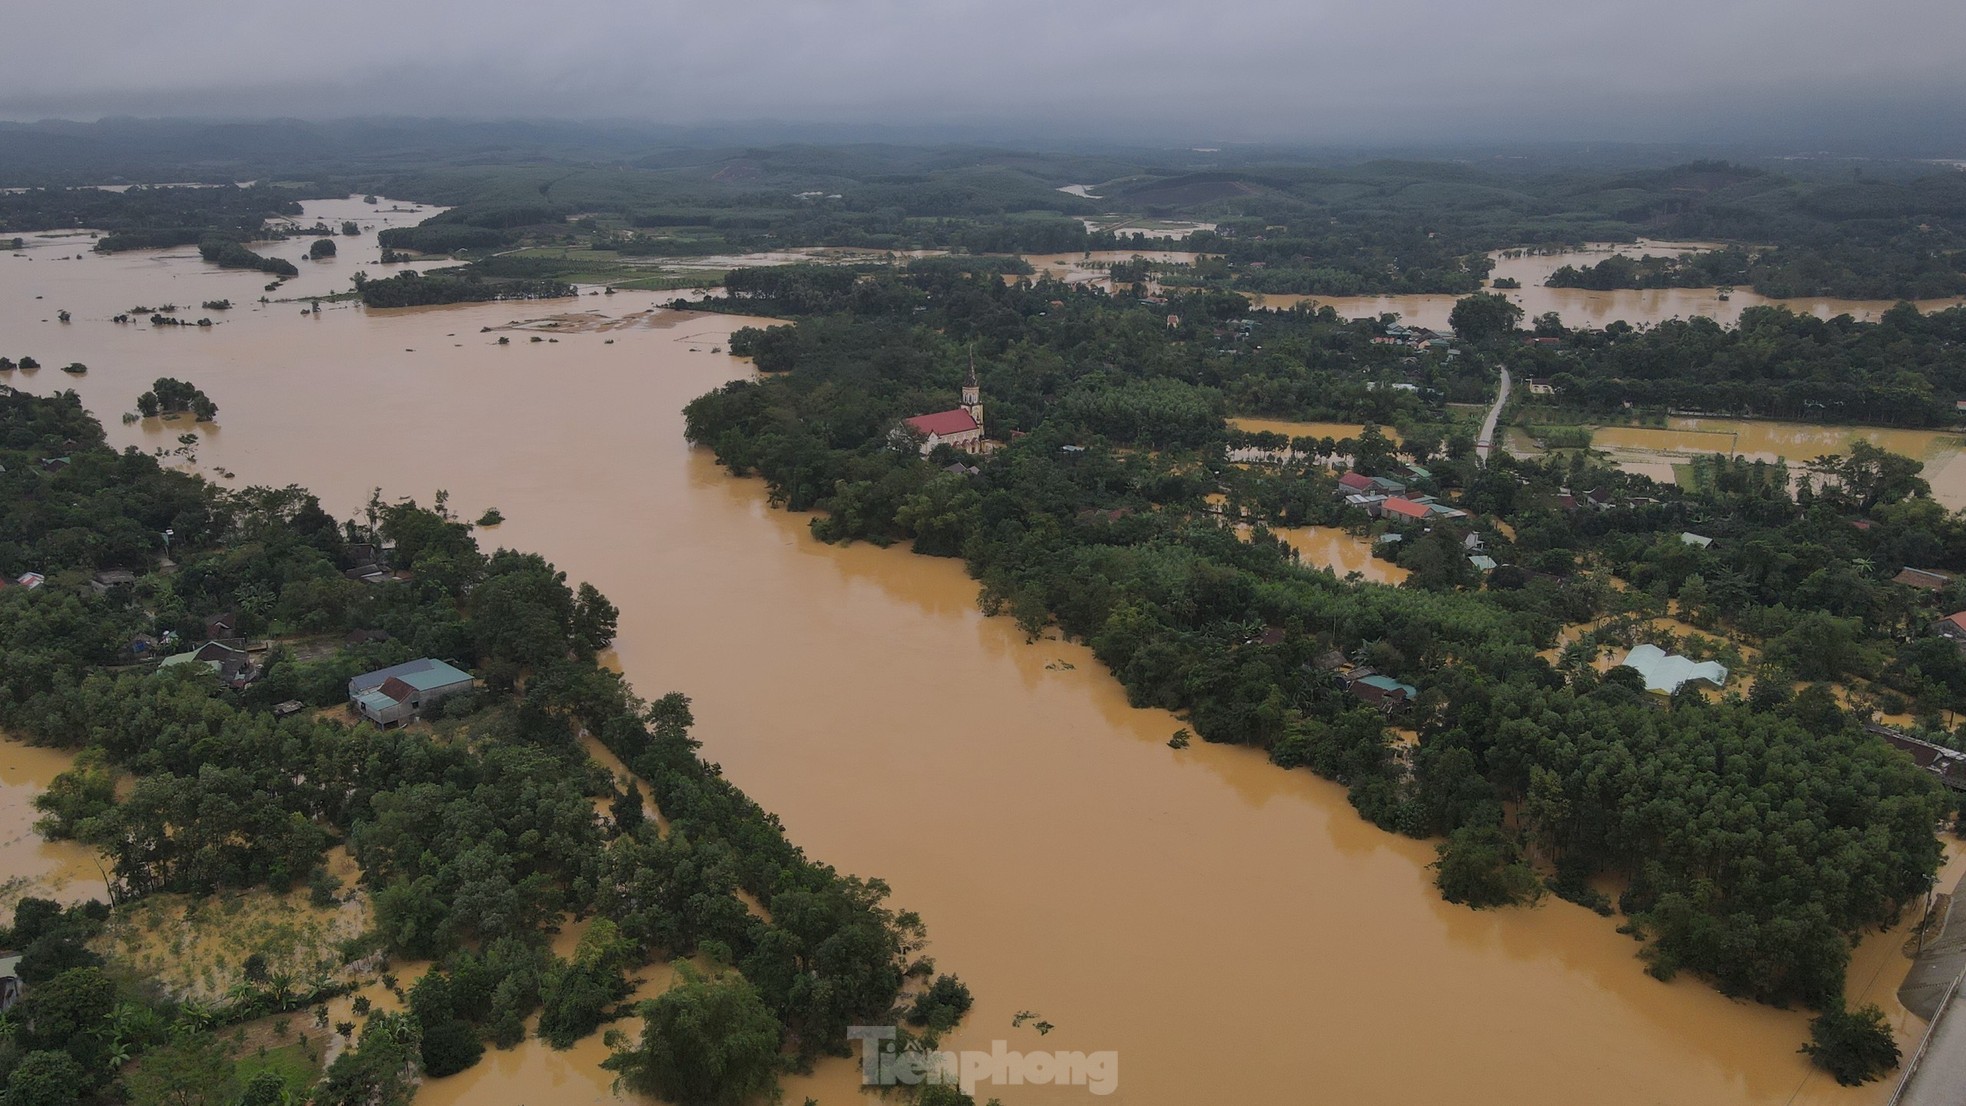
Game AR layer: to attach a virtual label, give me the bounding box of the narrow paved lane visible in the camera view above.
[1891,969,1966,1106]
[1476,365,1511,465]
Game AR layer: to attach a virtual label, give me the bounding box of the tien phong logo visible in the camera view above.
[849,1026,1120,1096]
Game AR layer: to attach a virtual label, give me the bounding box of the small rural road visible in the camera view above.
[1890,969,1966,1106]
[1476,366,1511,465]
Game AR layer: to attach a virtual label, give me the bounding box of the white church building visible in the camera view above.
[902,364,985,457]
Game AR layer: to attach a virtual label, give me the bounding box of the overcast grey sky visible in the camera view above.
[2,0,1961,146]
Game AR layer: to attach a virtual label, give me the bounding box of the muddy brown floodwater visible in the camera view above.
[1244,241,1966,329]
[1275,527,1411,586]
[0,737,109,907]
[1589,418,1966,511]
[0,200,1953,1104]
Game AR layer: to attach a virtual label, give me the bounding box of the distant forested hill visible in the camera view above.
[3,120,1960,300]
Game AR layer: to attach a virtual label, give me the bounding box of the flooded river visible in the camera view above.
[1247,241,1966,329]
[0,200,1946,1104]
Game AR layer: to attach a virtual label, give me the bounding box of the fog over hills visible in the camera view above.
[1,0,1962,151]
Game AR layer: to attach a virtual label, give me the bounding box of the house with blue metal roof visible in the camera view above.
[348,658,474,725]
[1340,671,1418,711]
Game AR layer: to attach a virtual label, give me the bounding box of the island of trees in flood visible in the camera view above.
[0,385,965,1106]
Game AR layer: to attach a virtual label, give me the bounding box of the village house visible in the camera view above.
[342,543,394,585]
[1336,472,1407,498]
[1866,723,1966,792]
[1306,649,1349,675]
[1379,497,1433,523]
[1680,532,1714,550]
[1527,377,1556,396]
[1345,672,1418,711]
[1345,492,1388,516]
[348,658,475,726]
[159,640,259,689]
[1934,611,1966,642]
[901,364,986,458]
[1379,495,1468,523]
[1619,644,1728,695]
[1894,567,1954,591]
[89,569,138,595]
[1422,499,1468,520]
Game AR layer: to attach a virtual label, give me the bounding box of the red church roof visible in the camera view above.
[906,409,979,437]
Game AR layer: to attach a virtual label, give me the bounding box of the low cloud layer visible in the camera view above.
[2,0,1961,147]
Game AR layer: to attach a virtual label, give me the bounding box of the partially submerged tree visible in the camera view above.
[603,963,781,1106]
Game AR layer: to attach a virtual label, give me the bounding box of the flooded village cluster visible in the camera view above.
[1,141,1965,1106]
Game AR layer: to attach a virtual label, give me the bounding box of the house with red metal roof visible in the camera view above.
[1936,611,1966,642]
[1380,497,1433,522]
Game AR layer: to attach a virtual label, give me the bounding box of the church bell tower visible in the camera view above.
[961,356,983,429]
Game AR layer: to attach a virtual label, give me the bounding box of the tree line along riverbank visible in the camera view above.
[682,260,1966,1083]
